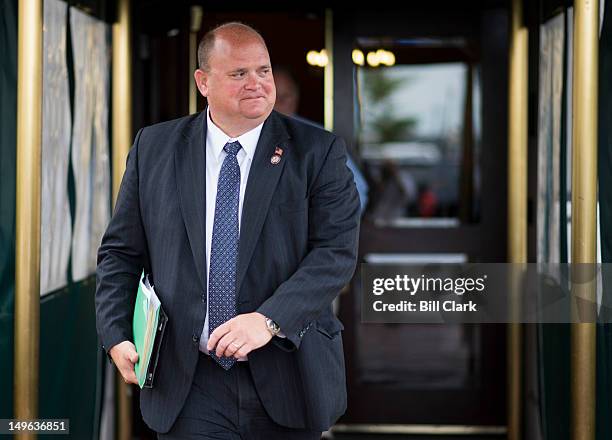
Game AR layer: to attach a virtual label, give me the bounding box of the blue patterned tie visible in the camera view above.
[208,141,241,370]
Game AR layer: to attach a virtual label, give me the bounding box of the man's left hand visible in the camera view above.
[207,312,273,359]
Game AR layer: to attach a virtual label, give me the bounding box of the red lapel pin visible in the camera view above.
[271,146,284,165]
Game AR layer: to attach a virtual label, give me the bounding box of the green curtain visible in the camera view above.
[39,280,103,440]
[0,0,18,420]
[597,0,612,438]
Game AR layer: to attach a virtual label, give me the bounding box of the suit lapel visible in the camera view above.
[174,112,207,291]
[236,112,290,298]
[174,111,290,297]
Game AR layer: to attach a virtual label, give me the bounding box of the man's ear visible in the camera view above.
[194,69,209,97]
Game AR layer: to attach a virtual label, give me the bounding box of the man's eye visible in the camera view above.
[231,72,245,78]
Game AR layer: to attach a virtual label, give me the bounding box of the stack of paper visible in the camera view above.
[133,272,167,388]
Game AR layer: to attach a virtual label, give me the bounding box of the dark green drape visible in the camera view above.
[39,280,103,440]
[0,0,18,421]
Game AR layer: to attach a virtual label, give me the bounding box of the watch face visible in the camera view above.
[266,318,279,334]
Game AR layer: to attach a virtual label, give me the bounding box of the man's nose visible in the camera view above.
[244,72,260,89]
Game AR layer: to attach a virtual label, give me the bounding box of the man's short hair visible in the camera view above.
[197,22,266,71]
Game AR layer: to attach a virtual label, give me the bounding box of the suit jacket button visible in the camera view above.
[192,334,199,343]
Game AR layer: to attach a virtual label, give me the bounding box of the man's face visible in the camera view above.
[197,36,276,132]
[273,71,299,116]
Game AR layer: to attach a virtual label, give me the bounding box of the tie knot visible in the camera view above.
[224,141,242,157]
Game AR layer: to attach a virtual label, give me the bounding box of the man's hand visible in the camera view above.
[207,312,273,359]
[109,341,139,385]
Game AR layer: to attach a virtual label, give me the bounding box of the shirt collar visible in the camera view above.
[206,107,263,163]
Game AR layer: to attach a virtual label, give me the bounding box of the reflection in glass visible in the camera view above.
[356,253,481,390]
[356,60,481,227]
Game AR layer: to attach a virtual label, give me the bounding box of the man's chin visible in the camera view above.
[240,106,272,120]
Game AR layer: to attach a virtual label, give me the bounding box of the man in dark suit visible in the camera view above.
[95,22,360,439]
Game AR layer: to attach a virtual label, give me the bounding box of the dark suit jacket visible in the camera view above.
[95,110,360,433]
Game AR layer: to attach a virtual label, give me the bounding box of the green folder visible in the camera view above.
[133,272,168,388]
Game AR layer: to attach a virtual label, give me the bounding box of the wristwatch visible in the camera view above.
[265,317,281,336]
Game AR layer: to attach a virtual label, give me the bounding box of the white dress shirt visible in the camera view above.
[199,108,263,357]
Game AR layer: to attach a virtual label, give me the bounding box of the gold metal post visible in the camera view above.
[507,0,528,438]
[112,0,133,438]
[112,0,133,207]
[324,9,333,131]
[571,0,598,439]
[14,1,43,438]
[189,6,203,115]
